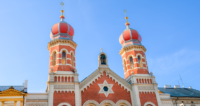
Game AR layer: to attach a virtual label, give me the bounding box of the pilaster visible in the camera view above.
[14,101,17,106]
[0,101,2,106]
[48,85,54,106]
[132,85,141,106]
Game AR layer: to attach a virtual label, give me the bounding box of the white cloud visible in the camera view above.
[147,48,200,75]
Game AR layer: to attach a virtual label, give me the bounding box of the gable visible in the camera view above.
[80,68,132,92]
[0,86,25,96]
[81,71,132,105]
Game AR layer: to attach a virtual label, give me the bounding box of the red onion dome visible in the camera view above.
[119,28,142,45]
[119,15,142,46]
[50,20,74,40]
[50,8,74,40]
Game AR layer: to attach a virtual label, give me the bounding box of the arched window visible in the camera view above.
[71,52,74,66]
[138,55,142,67]
[103,103,112,106]
[129,56,134,69]
[62,51,66,64]
[100,54,106,65]
[118,103,127,106]
[52,52,57,66]
[86,104,96,106]
[123,59,127,72]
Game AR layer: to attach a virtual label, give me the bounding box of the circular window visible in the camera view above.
[103,86,108,92]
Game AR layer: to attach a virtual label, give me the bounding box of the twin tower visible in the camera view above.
[46,5,161,106]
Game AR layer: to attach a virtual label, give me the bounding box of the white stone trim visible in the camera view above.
[80,69,132,92]
[83,100,99,106]
[55,71,74,74]
[57,102,72,106]
[50,43,75,50]
[59,48,69,53]
[143,102,156,106]
[0,96,23,98]
[115,100,131,106]
[99,100,115,106]
[54,90,75,93]
[98,80,114,97]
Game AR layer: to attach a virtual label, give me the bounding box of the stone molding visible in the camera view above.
[83,100,99,106]
[26,102,47,106]
[98,80,114,97]
[143,102,156,106]
[138,86,154,90]
[80,68,132,92]
[119,45,146,55]
[48,39,77,50]
[115,100,132,106]
[57,102,72,106]
[83,100,131,106]
[99,100,115,106]
[54,85,75,89]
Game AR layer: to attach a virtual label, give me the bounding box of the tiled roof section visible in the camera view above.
[0,86,26,92]
[158,87,200,97]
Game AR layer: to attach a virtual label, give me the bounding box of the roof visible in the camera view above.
[0,86,27,93]
[158,87,200,98]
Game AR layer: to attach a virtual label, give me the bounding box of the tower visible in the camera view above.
[46,3,80,106]
[119,10,162,106]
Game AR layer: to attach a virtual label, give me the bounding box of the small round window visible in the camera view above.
[103,86,108,92]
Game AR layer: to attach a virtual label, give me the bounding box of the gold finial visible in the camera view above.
[101,48,103,53]
[60,2,65,19]
[124,9,130,26]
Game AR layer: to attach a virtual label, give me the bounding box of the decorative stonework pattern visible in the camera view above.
[54,85,74,89]
[83,100,99,106]
[26,102,47,106]
[80,68,132,92]
[99,100,115,106]
[116,100,132,106]
[98,80,114,97]
[120,45,146,55]
[83,100,131,106]
[138,86,154,90]
[48,39,77,50]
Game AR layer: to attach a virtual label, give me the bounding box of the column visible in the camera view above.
[1,101,4,106]
[14,101,17,106]
[20,101,23,106]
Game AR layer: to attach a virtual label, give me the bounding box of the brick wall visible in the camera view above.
[81,72,132,105]
[53,91,75,106]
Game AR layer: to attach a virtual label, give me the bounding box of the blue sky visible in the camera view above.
[0,0,200,92]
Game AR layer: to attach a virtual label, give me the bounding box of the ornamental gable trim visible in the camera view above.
[80,68,132,92]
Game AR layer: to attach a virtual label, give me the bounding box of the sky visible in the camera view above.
[0,0,200,93]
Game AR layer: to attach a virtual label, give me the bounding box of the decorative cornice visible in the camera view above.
[0,88,26,96]
[80,68,132,92]
[48,39,77,50]
[119,45,146,55]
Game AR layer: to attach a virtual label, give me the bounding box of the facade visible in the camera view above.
[1,4,200,106]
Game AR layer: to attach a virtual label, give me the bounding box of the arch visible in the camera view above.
[57,102,72,106]
[62,50,66,64]
[129,56,134,69]
[71,52,74,66]
[137,55,142,68]
[52,51,57,66]
[100,54,106,65]
[59,48,68,53]
[116,100,131,106]
[83,100,99,106]
[123,59,127,72]
[143,102,156,106]
[100,100,115,106]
